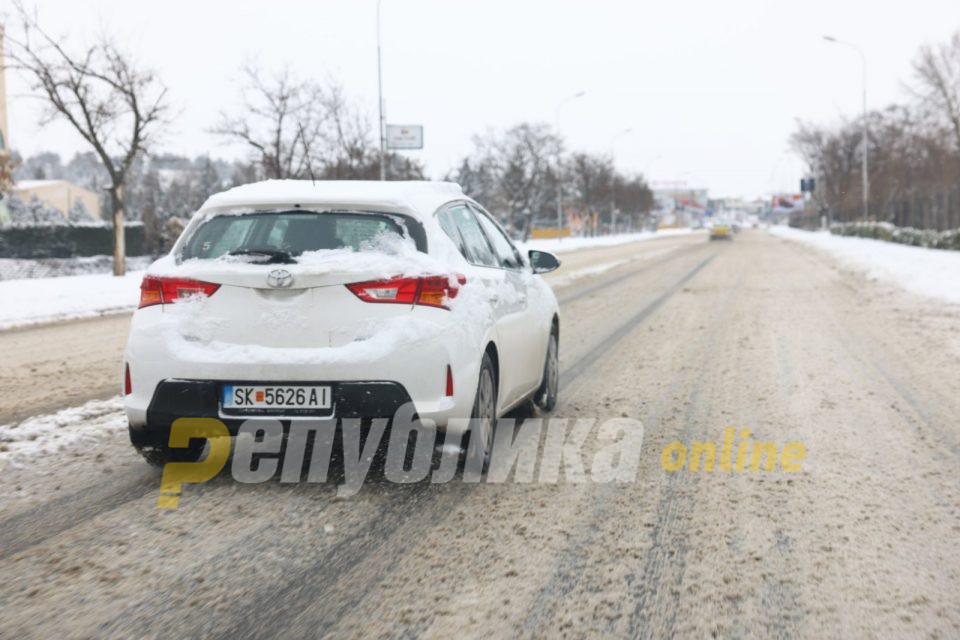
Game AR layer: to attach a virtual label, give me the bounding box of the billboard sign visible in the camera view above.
[386,125,423,150]
[771,194,805,214]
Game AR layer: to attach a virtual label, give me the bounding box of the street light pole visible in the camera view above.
[824,35,868,221]
[609,128,632,235]
[377,0,386,181]
[555,91,586,239]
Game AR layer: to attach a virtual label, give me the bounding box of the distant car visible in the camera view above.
[709,221,733,240]
[123,180,561,468]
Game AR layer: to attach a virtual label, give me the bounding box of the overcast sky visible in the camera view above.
[4,0,959,199]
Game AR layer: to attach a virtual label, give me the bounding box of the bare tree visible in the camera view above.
[7,4,169,275]
[212,65,329,180]
[449,123,562,239]
[792,107,960,229]
[568,152,613,235]
[449,122,652,238]
[911,30,960,153]
[214,64,421,182]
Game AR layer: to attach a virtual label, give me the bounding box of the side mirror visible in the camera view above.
[528,250,561,274]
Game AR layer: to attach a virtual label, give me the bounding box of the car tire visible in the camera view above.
[466,352,497,470]
[130,429,205,467]
[535,330,559,412]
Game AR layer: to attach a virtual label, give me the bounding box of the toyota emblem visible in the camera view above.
[267,269,293,289]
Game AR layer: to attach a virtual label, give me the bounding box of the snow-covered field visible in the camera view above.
[769,226,960,305]
[0,269,145,330]
[0,230,693,330]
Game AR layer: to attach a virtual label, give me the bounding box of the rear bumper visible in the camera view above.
[124,316,482,436]
[130,378,417,443]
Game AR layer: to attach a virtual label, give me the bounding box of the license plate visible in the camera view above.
[222,385,332,411]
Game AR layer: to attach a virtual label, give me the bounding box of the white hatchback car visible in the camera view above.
[124,180,561,466]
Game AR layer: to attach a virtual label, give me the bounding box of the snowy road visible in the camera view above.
[2,230,960,638]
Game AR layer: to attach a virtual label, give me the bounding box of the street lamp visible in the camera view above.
[555,90,586,239]
[377,0,386,181]
[609,128,632,235]
[824,35,868,221]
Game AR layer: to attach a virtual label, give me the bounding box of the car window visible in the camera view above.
[444,204,498,267]
[436,208,467,257]
[472,207,524,270]
[181,211,404,260]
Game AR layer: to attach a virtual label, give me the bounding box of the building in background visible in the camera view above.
[12,179,102,219]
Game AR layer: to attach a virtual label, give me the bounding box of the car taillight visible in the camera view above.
[345,274,466,309]
[124,363,132,395]
[139,276,221,308]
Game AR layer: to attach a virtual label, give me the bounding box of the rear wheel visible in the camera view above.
[535,330,559,412]
[466,353,497,469]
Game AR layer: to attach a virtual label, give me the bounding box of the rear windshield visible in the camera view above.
[180,211,409,261]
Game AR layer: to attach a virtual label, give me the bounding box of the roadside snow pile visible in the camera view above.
[769,226,960,305]
[518,228,694,255]
[830,222,960,251]
[0,397,126,464]
[0,269,145,330]
[0,256,153,281]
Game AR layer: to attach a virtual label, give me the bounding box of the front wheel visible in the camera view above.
[535,330,559,412]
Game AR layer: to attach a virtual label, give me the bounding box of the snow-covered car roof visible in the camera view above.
[197,179,466,219]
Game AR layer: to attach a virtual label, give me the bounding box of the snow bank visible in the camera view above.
[0,270,145,330]
[0,397,126,464]
[518,228,694,255]
[769,226,960,305]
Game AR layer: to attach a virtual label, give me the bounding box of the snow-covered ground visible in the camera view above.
[769,226,960,305]
[0,255,153,281]
[0,230,695,330]
[0,269,145,330]
[0,396,126,465]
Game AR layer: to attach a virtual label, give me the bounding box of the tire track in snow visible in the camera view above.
[0,471,158,560]
[213,249,720,639]
[0,240,711,563]
[520,252,728,636]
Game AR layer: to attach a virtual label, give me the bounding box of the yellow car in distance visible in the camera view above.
[709,221,733,240]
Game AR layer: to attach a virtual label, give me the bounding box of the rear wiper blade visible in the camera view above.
[227,248,297,264]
